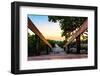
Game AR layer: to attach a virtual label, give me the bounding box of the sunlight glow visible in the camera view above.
[28,15,65,41]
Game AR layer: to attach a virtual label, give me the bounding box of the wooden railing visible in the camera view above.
[28,17,87,49]
[64,19,88,47]
[28,18,52,48]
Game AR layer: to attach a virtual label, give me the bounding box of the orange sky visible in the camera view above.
[28,15,65,41]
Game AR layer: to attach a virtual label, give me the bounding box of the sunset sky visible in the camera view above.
[28,15,65,41]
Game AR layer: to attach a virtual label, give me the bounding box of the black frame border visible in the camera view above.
[11,1,98,74]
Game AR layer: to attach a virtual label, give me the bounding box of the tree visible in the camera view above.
[28,33,36,56]
[48,16,87,42]
[48,16,87,54]
[28,33,52,56]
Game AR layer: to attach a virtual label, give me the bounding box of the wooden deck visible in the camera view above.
[28,18,88,61]
[28,54,88,61]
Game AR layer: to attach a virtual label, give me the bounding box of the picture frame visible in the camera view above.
[11,1,98,74]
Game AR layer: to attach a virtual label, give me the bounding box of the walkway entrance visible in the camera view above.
[28,17,88,60]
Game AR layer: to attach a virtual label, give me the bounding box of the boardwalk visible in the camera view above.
[28,18,88,61]
[28,44,87,61]
[28,54,87,61]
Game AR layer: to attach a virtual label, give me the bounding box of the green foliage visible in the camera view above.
[28,33,38,56]
[48,16,87,41]
[28,33,35,49]
[28,33,52,56]
[48,40,64,48]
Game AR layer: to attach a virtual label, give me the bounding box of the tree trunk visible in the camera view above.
[76,35,80,54]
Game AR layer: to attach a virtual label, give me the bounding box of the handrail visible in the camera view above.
[28,18,52,48]
[63,19,88,47]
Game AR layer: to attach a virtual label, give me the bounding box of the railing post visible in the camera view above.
[76,35,80,54]
[67,44,70,54]
[46,45,49,54]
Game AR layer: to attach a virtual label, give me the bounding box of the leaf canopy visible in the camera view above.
[48,16,87,40]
